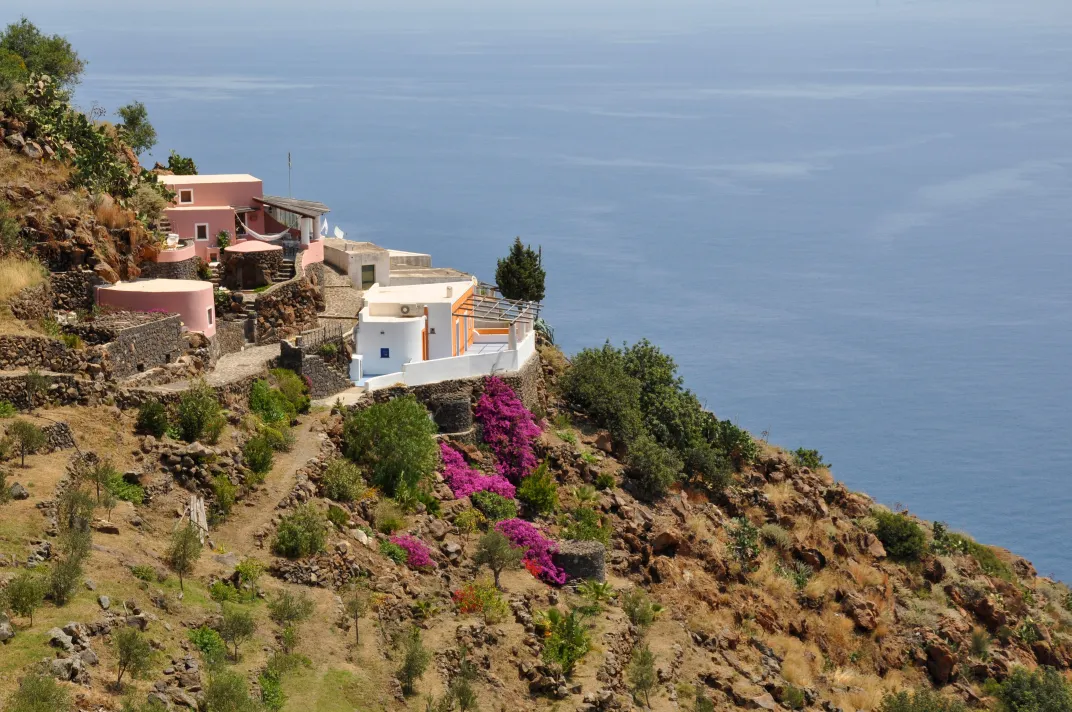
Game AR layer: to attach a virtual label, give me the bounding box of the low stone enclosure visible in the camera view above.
[278,323,352,399]
[66,312,185,380]
[253,270,324,346]
[139,255,198,281]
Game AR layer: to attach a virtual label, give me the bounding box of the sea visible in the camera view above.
[13,0,1072,578]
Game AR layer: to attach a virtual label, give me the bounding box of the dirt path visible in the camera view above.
[209,417,325,558]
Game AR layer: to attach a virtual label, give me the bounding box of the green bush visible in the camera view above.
[243,434,274,476]
[212,475,236,518]
[176,380,224,444]
[931,522,1014,581]
[373,499,405,534]
[107,474,144,504]
[270,369,310,414]
[203,670,257,712]
[562,506,610,545]
[272,504,326,559]
[759,523,790,550]
[326,504,349,529]
[878,688,967,712]
[167,150,197,175]
[540,606,592,676]
[560,343,644,445]
[516,461,558,516]
[396,626,431,696]
[135,399,168,437]
[471,490,519,522]
[594,471,616,490]
[258,424,295,453]
[5,673,70,712]
[321,459,366,502]
[620,588,662,629]
[380,539,408,565]
[624,434,682,501]
[728,517,761,569]
[683,445,733,493]
[995,666,1072,712]
[130,564,157,582]
[249,379,294,425]
[0,18,86,89]
[0,400,15,418]
[792,448,827,470]
[209,580,241,603]
[873,510,927,561]
[342,395,438,496]
[707,418,758,471]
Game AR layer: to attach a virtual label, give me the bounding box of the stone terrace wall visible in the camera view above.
[8,282,51,322]
[50,270,101,313]
[0,372,111,410]
[65,312,185,380]
[0,335,93,374]
[139,257,198,281]
[211,320,246,362]
[253,279,323,345]
[278,324,351,399]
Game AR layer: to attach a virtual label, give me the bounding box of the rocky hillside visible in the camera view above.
[0,340,1070,712]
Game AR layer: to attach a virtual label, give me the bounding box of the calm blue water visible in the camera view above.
[13,0,1072,577]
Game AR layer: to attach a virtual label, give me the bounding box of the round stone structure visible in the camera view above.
[429,395,473,435]
[552,540,606,583]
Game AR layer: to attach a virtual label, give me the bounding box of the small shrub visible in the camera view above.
[270,369,310,414]
[249,379,294,425]
[317,342,338,358]
[212,475,236,518]
[204,670,257,712]
[516,461,558,515]
[5,569,46,624]
[114,626,153,688]
[396,626,431,696]
[471,490,519,522]
[342,395,438,496]
[759,523,790,550]
[0,400,15,418]
[577,580,614,608]
[970,627,990,659]
[873,509,927,561]
[48,557,82,605]
[781,685,806,710]
[792,447,827,470]
[454,507,485,541]
[373,499,405,534]
[209,580,241,603]
[777,561,813,591]
[268,590,315,630]
[219,604,256,661]
[708,419,758,471]
[540,606,592,675]
[557,429,577,445]
[272,504,326,558]
[243,434,274,476]
[176,380,224,444]
[562,506,610,545]
[931,522,1013,581]
[7,419,46,466]
[326,503,349,529]
[683,445,733,493]
[258,424,295,453]
[107,474,144,504]
[380,539,408,565]
[321,459,365,502]
[166,522,203,592]
[728,517,761,569]
[594,471,616,490]
[130,564,157,582]
[995,665,1072,712]
[625,434,682,500]
[6,674,70,712]
[621,588,662,629]
[878,688,967,712]
[453,578,509,624]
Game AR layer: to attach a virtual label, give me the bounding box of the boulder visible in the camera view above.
[841,593,878,631]
[926,640,958,685]
[47,627,75,652]
[651,528,690,557]
[923,557,946,583]
[9,482,29,500]
[98,595,111,610]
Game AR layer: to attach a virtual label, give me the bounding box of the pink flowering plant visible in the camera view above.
[440,442,516,499]
[495,518,567,585]
[474,377,541,483]
[389,534,436,570]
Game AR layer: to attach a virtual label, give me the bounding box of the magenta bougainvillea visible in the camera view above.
[390,534,436,570]
[440,442,516,499]
[474,377,541,483]
[495,518,567,585]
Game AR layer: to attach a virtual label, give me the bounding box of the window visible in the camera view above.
[179,189,193,204]
[207,307,214,326]
[195,224,209,241]
[361,264,376,290]
[380,347,390,359]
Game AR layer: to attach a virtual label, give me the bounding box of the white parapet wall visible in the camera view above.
[359,330,536,392]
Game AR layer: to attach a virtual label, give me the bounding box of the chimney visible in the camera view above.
[445,286,453,298]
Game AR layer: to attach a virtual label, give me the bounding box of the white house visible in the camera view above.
[351,279,540,391]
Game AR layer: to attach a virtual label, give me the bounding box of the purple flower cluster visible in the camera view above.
[440,443,516,499]
[390,534,436,570]
[474,377,541,483]
[495,518,567,585]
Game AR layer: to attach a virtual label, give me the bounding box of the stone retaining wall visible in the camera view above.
[253,279,323,345]
[139,257,198,281]
[0,335,94,374]
[0,372,112,410]
[8,282,51,322]
[210,320,246,363]
[66,312,186,380]
[368,354,543,414]
[50,271,100,313]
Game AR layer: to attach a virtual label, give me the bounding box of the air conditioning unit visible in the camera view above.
[398,304,422,317]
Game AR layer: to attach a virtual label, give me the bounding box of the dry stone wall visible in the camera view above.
[0,335,94,374]
[8,282,51,322]
[50,271,100,312]
[138,257,198,280]
[253,279,323,345]
[67,313,185,380]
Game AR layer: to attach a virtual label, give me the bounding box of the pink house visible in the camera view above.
[162,174,329,264]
